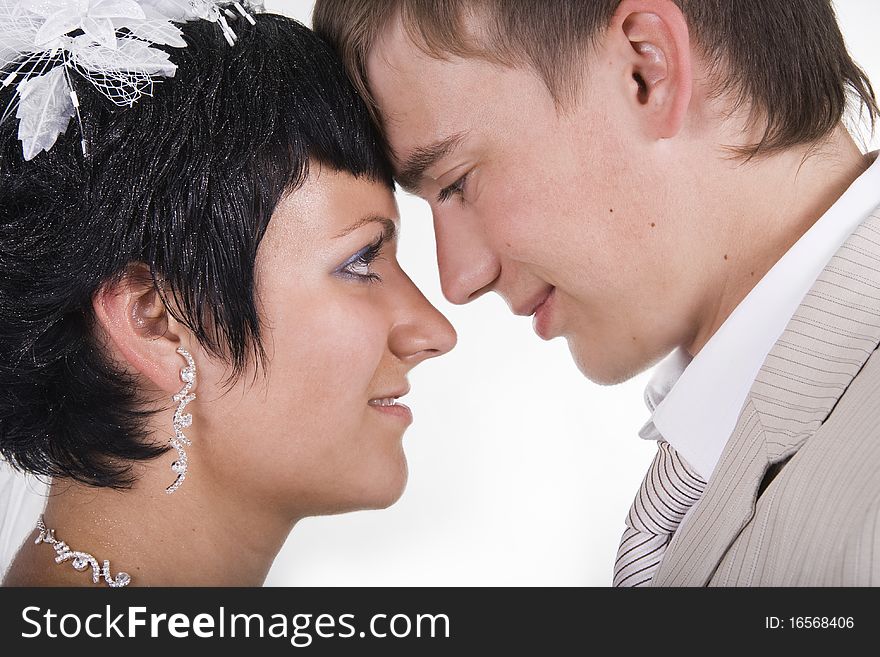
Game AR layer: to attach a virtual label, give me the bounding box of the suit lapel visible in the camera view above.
[653,209,880,586]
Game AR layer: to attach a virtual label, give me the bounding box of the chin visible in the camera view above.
[374,460,410,509]
[346,457,410,512]
[568,338,649,386]
[369,483,407,510]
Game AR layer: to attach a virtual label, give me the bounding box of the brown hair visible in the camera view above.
[313,0,877,156]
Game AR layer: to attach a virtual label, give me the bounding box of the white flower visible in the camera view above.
[15,65,75,160]
[3,0,253,159]
[69,31,176,76]
[119,5,186,48]
[138,0,211,22]
[1,1,41,67]
[23,0,146,49]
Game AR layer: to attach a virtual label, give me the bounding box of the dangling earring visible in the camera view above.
[166,346,196,494]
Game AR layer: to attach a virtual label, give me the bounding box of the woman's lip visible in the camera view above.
[368,401,413,425]
[532,287,557,340]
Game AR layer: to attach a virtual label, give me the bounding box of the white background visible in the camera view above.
[1,1,875,586]
[260,0,880,585]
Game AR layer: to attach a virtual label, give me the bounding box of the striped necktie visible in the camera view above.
[613,440,707,586]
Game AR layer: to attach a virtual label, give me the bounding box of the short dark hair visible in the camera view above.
[313,0,877,156]
[0,13,393,488]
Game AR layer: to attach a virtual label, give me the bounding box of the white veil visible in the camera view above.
[0,460,49,578]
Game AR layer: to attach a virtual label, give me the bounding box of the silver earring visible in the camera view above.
[166,346,196,494]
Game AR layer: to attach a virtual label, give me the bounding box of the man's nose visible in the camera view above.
[433,210,501,305]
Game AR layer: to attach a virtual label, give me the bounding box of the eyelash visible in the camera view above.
[437,172,469,204]
[338,239,384,283]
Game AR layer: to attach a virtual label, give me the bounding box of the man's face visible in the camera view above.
[367,19,702,384]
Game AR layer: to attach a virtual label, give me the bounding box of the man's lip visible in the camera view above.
[532,287,557,340]
[531,287,555,316]
[513,287,555,317]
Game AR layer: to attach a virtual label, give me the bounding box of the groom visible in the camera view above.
[314,0,880,585]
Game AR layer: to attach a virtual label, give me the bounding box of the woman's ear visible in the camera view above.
[610,0,693,139]
[92,263,189,394]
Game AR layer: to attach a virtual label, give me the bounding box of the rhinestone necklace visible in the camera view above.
[34,515,131,587]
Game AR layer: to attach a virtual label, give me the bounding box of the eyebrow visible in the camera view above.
[396,132,468,194]
[335,215,398,241]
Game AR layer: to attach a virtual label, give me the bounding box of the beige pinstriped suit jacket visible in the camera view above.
[653,207,880,586]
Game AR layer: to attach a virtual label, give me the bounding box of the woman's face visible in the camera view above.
[194,168,456,516]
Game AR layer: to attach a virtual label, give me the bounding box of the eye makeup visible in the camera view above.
[336,235,386,282]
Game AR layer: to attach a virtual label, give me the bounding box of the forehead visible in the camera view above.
[365,17,556,164]
[366,23,476,146]
[260,167,398,254]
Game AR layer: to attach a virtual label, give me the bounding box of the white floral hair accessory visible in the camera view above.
[0,0,257,160]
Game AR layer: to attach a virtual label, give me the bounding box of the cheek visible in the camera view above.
[486,178,601,284]
[255,297,407,511]
[493,157,653,293]
[201,295,394,503]
[264,296,387,433]
[480,138,614,269]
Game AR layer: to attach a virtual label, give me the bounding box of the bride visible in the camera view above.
[0,3,455,585]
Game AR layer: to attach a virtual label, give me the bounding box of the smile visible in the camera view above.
[368,395,413,425]
[369,397,403,407]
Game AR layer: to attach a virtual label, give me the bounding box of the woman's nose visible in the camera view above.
[388,275,457,366]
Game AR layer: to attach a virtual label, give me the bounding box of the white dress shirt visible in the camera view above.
[641,151,880,480]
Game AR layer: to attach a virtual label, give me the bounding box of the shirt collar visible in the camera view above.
[646,151,880,479]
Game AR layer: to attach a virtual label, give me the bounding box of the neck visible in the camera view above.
[683,127,872,356]
[13,464,298,586]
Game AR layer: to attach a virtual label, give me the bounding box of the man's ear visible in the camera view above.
[92,263,189,394]
[610,0,692,139]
